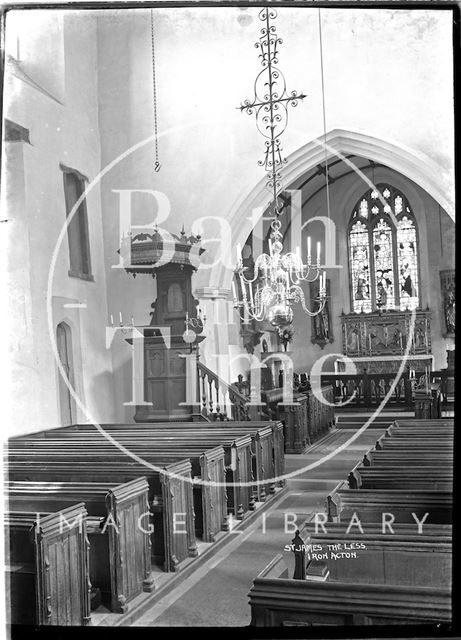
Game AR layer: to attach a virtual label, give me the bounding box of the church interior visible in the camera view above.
[2,4,456,631]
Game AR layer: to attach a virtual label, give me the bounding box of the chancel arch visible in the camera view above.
[204,128,453,295]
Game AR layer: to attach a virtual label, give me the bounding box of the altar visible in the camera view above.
[340,309,432,373]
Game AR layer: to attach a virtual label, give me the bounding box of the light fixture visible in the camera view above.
[232,8,326,332]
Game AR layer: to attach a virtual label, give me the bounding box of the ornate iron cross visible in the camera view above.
[238,8,307,217]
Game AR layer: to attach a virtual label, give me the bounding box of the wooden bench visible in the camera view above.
[105,420,284,496]
[6,442,228,544]
[248,554,451,626]
[363,449,453,467]
[326,480,452,524]
[5,478,154,612]
[347,465,453,491]
[9,432,254,523]
[296,521,452,588]
[375,436,453,451]
[25,421,280,503]
[6,457,196,572]
[5,503,91,626]
[391,419,454,429]
[27,419,286,490]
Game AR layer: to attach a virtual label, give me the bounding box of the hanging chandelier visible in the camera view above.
[232,8,326,331]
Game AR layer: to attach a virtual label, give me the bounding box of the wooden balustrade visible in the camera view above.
[320,371,413,409]
[196,361,260,422]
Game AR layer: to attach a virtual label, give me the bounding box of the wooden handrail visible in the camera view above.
[196,361,258,421]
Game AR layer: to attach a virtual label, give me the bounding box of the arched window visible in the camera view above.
[348,184,420,313]
[56,322,75,426]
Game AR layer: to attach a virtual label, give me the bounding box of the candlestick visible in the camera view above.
[239,273,246,298]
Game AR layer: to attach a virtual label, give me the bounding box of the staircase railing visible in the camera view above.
[196,361,260,421]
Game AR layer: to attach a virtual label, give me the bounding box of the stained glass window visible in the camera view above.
[373,219,395,310]
[349,221,372,313]
[348,184,420,313]
[397,216,419,310]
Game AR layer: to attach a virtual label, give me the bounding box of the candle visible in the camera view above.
[369,335,372,351]
[119,311,122,324]
[232,280,237,300]
[110,314,114,326]
[202,305,207,320]
[131,316,134,326]
[317,242,321,265]
[236,243,242,263]
[249,284,254,307]
[269,239,273,256]
[399,334,403,350]
[307,237,311,262]
[286,271,290,289]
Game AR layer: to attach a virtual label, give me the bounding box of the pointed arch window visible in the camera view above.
[348,184,420,313]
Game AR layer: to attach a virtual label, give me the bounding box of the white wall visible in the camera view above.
[4,10,116,436]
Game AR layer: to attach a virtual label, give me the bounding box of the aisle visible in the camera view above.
[135,426,383,627]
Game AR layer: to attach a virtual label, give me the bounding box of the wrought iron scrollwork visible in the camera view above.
[238,8,306,213]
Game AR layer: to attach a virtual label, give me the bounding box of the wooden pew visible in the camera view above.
[391,419,454,429]
[248,554,451,626]
[375,436,453,451]
[6,443,228,543]
[9,433,254,523]
[23,421,280,503]
[6,458,196,572]
[248,418,452,627]
[363,449,453,467]
[23,419,286,492]
[347,466,453,491]
[326,480,452,524]
[297,521,452,588]
[5,503,91,626]
[5,478,154,612]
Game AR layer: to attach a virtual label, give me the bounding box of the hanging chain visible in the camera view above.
[150,9,161,172]
[318,9,330,220]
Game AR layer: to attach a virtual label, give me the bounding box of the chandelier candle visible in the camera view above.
[233,8,327,328]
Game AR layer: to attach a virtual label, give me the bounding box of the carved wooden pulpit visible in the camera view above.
[122,228,205,421]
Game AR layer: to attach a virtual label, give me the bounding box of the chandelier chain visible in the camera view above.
[150,9,160,172]
[233,9,327,329]
[318,8,330,220]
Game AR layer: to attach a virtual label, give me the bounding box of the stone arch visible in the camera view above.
[199,128,454,293]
